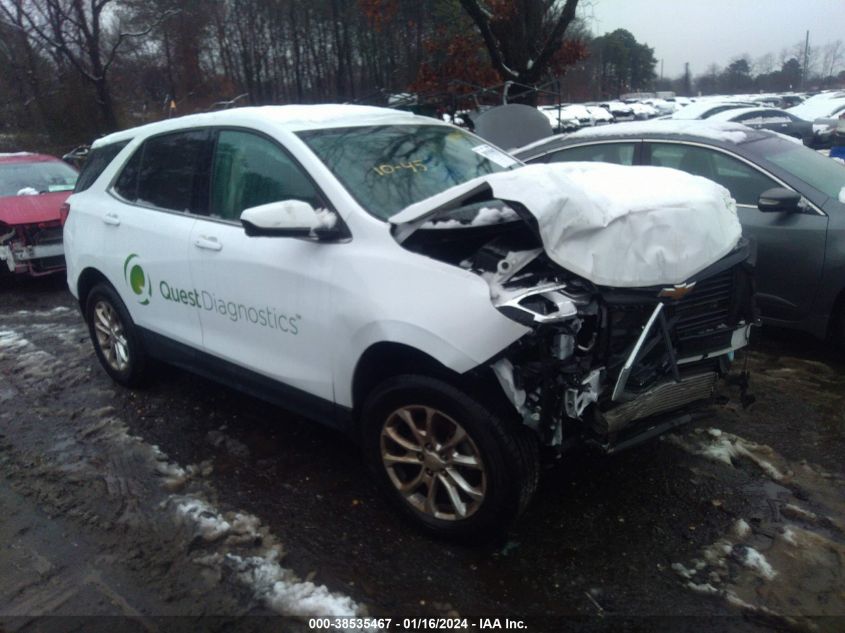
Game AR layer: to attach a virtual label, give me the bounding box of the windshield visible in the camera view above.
[747,136,845,201]
[0,160,78,197]
[298,124,517,220]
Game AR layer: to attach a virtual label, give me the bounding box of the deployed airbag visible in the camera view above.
[391,162,742,288]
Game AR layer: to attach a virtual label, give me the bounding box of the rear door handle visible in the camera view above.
[103,212,120,226]
[193,236,222,251]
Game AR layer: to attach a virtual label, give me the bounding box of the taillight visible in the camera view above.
[59,202,70,225]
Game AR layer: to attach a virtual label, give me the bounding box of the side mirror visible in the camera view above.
[241,200,338,238]
[757,187,802,213]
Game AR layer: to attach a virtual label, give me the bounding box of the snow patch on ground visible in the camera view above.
[0,329,57,380]
[169,490,365,618]
[735,545,776,580]
[731,518,751,539]
[0,320,367,622]
[668,427,845,623]
[687,581,719,595]
[0,329,29,350]
[174,498,232,542]
[839,186,845,204]
[227,552,361,618]
[667,428,786,480]
[781,528,798,546]
[0,321,365,619]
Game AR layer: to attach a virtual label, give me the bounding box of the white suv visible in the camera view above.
[64,105,756,536]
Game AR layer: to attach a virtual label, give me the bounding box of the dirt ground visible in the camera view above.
[1,274,844,633]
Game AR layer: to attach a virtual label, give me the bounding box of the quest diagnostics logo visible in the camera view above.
[124,254,152,305]
[121,252,300,336]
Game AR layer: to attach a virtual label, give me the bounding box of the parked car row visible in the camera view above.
[540,101,660,133]
[787,92,845,148]
[538,91,842,148]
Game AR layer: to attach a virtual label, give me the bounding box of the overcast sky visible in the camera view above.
[587,0,845,78]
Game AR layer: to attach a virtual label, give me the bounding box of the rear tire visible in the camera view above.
[361,374,539,538]
[84,282,148,386]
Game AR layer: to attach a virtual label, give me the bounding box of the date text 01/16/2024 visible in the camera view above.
[307,618,528,630]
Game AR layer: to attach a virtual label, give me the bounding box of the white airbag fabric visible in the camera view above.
[393,162,742,288]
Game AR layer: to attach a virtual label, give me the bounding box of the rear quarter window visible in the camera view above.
[541,142,636,166]
[112,130,212,213]
[74,141,130,192]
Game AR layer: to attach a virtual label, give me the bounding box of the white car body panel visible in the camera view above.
[65,107,530,411]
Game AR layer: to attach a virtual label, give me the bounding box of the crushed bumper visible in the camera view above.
[0,226,65,276]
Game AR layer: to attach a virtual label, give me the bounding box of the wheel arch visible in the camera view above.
[76,267,112,309]
[351,342,459,414]
[350,340,513,426]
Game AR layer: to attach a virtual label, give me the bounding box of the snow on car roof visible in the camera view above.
[706,107,781,121]
[788,97,845,121]
[567,119,751,144]
[560,104,593,118]
[93,105,424,148]
[670,100,753,120]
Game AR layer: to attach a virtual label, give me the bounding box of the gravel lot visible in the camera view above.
[1,274,844,632]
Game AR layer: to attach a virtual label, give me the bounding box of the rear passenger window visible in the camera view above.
[74,140,129,192]
[210,130,321,220]
[114,146,142,201]
[113,130,212,212]
[647,143,778,206]
[543,142,636,166]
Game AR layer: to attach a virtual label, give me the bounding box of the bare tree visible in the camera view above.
[753,52,774,76]
[458,0,581,104]
[821,39,844,80]
[1,0,175,131]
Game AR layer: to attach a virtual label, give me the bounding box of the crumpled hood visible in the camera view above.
[390,162,742,288]
[0,191,69,226]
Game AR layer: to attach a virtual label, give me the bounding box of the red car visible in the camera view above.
[0,152,78,277]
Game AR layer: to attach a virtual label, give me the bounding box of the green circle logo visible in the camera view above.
[123,254,152,305]
[129,265,146,295]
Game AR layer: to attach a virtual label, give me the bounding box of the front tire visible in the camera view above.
[362,375,539,538]
[84,282,148,386]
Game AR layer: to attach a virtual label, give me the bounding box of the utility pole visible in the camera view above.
[660,59,664,80]
[802,30,810,90]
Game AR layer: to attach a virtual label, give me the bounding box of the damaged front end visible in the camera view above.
[0,220,65,276]
[483,238,756,453]
[392,162,758,454]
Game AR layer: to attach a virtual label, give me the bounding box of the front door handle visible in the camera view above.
[193,236,223,251]
[103,212,120,226]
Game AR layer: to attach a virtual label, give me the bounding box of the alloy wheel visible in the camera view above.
[380,405,487,520]
[92,300,130,372]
